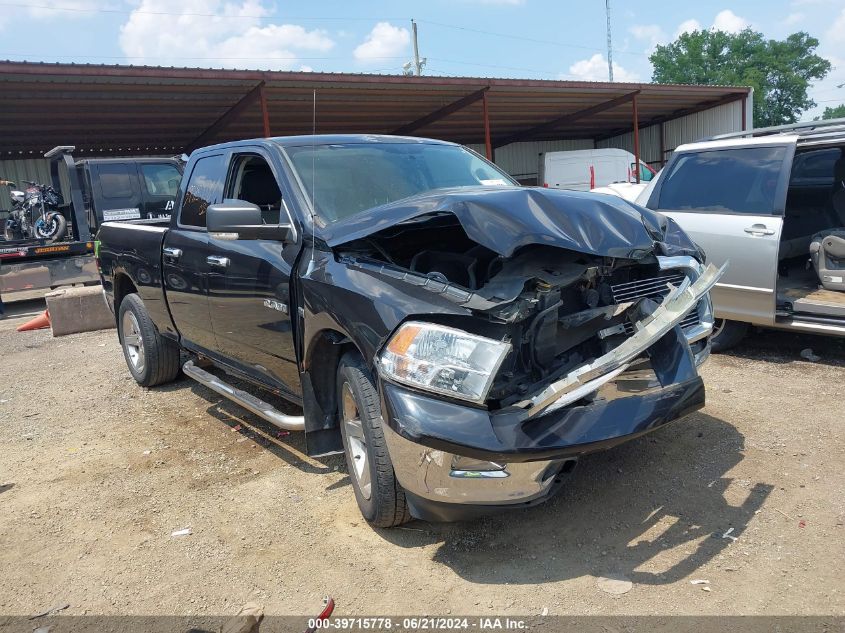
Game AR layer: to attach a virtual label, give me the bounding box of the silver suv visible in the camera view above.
[638,119,845,351]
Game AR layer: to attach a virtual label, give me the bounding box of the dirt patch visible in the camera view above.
[0,304,843,617]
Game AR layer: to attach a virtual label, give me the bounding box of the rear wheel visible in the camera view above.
[711,319,748,353]
[337,352,411,528]
[118,293,181,387]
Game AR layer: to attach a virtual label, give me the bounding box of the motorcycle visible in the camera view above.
[1,178,67,242]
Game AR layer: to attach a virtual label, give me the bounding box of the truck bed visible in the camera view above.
[96,217,171,328]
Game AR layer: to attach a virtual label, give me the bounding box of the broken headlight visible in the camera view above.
[378,322,511,403]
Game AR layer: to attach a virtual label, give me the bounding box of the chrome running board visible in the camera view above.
[182,360,305,431]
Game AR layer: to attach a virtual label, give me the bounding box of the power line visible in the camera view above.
[0,2,650,59]
[416,18,649,59]
[0,52,408,61]
[0,2,404,20]
[427,57,572,79]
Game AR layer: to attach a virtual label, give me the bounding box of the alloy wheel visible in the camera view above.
[342,383,371,500]
[122,311,145,373]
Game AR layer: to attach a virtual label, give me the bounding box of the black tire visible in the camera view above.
[711,319,749,353]
[337,352,411,528]
[118,293,181,387]
[35,213,67,242]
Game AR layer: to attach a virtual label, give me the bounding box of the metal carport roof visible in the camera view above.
[0,61,750,159]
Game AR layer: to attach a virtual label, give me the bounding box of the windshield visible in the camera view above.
[282,142,515,224]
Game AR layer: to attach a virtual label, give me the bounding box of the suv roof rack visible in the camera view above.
[705,118,845,142]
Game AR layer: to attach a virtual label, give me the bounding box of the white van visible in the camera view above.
[539,148,656,191]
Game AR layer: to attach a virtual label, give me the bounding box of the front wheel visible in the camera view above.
[337,352,411,528]
[34,213,67,242]
[711,319,749,353]
[118,293,181,387]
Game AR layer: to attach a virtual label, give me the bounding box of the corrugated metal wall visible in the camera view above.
[663,100,744,154]
[596,125,662,166]
[468,139,595,183]
[466,100,743,183]
[597,100,744,169]
[1,100,743,209]
[0,158,70,212]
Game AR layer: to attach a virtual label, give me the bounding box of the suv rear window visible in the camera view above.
[657,146,787,214]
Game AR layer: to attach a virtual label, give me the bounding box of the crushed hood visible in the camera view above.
[323,186,701,260]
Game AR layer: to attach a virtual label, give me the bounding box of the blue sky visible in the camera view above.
[0,0,843,119]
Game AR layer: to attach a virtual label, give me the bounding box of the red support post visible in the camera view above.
[632,93,640,184]
[482,90,493,161]
[659,121,665,168]
[259,82,271,137]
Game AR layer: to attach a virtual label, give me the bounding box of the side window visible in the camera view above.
[227,154,283,224]
[97,163,134,199]
[180,154,225,228]
[789,148,839,187]
[657,146,787,214]
[141,163,182,197]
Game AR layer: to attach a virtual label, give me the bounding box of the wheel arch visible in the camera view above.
[112,272,138,325]
[301,327,367,456]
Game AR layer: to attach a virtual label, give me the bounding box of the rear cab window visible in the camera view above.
[179,154,226,229]
[656,146,789,215]
[96,163,135,199]
[141,163,182,198]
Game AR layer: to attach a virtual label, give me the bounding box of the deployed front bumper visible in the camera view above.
[382,342,706,520]
[378,261,724,521]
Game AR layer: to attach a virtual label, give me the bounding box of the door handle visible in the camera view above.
[163,247,182,260]
[744,225,775,236]
[206,255,230,268]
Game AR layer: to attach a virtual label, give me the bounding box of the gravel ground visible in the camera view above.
[0,297,843,618]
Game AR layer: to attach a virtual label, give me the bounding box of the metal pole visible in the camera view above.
[259,82,271,137]
[412,19,422,76]
[482,90,493,161]
[741,94,747,131]
[606,0,613,82]
[632,93,640,183]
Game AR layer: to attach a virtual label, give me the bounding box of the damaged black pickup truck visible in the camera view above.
[97,135,724,527]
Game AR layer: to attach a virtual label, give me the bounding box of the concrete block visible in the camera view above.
[45,286,115,337]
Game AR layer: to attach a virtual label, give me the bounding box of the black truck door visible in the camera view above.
[138,161,182,220]
[161,153,226,354]
[206,149,301,397]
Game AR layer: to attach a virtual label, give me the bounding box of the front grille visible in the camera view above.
[610,272,700,333]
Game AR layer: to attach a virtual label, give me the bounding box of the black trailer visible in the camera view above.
[0,146,182,297]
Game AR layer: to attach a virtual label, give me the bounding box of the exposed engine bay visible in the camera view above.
[337,212,707,409]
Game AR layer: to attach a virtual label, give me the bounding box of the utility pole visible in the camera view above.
[606,0,613,82]
[411,19,423,76]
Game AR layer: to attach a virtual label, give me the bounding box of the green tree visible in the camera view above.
[650,29,831,127]
[818,104,845,120]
